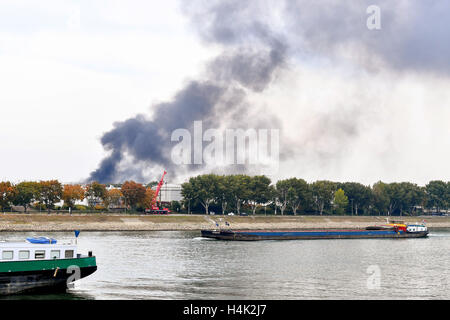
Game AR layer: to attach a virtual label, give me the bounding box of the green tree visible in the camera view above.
[86,182,108,209]
[384,183,403,216]
[286,178,310,215]
[268,185,279,215]
[227,175,251,215]
[247,175,272,215]
[188,174,220,214]
[38,180,63,214]
[372,181,390,215]
[425,180,448,213]
[275,179,290,215]
[338,182,372,215]
[311,180,337,215]
[12,181,39,213]
[399,182,426,216]
[146,181,159,189]
[334,188,349,215]
[216,175,233,215]
[170,200,181,212]
[181,181,196,214]
[447,182,450,210]
[384,182,426,216]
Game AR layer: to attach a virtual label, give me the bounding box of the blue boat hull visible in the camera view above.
[201,229,429,241]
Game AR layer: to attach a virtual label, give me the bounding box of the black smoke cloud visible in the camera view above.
[89,81,227,182]
[88,0,450,183]
[89,1,288,183]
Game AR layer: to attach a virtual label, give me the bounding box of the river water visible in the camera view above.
[1,230,449,300]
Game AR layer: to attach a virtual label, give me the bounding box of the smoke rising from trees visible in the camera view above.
[89,0,450,184]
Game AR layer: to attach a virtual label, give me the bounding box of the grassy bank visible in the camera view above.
[0,213,449,231]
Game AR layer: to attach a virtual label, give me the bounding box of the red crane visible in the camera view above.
[146,170,170,214]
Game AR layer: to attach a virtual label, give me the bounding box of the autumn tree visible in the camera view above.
[121,181,146,209]
[0,181,17,212]
[140,187,156,209]
[62,184,85,209]
[106,188,123,209]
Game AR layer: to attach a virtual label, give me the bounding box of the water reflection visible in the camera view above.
[0,230,449,299]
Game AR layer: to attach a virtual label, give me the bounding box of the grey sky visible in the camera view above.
[0,1,449,185]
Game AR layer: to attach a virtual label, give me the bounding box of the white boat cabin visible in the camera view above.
[406,224,427,233]
[0,238,77,262]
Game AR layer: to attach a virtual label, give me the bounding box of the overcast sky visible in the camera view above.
[1,1,449,186]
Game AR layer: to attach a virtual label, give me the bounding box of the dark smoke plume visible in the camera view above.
[88,1,288,183]
[88,0,450,183]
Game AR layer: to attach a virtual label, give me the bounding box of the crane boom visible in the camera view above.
[152,170,167,206]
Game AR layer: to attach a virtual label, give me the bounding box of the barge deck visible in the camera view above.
[201,224,429,241]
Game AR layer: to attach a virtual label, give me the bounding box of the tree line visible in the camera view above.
[0,180,156,213]
[2,176,449,216]
[181,174,450,216]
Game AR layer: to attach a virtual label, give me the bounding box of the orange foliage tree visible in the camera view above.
[62,184,85,208]
[0,181,17,212]
[121,181,146,209]
[140,188,156,209]
[106,188,123,209]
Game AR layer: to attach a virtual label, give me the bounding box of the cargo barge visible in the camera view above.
[201,222,429,241]
[0,236,97,295]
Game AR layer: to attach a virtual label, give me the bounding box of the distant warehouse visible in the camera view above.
[156,183,182,202]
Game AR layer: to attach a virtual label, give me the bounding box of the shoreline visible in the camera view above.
[0,213,449,232]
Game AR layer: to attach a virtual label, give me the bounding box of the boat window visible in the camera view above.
[35,250,45,259]
[2,251,13,260]
[50,250,60,259]
[19,250,30,259]
[65,250,74,258]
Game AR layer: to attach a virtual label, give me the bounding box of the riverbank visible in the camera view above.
[0,213,449,231]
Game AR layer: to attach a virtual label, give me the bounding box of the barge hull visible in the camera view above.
[201,230,429,241]
[0,257,97,295]
[0,266,97,295]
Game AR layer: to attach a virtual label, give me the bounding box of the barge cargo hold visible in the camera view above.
[201,223,429,241]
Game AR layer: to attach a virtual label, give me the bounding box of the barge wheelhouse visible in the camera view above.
[0,236,97,295]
